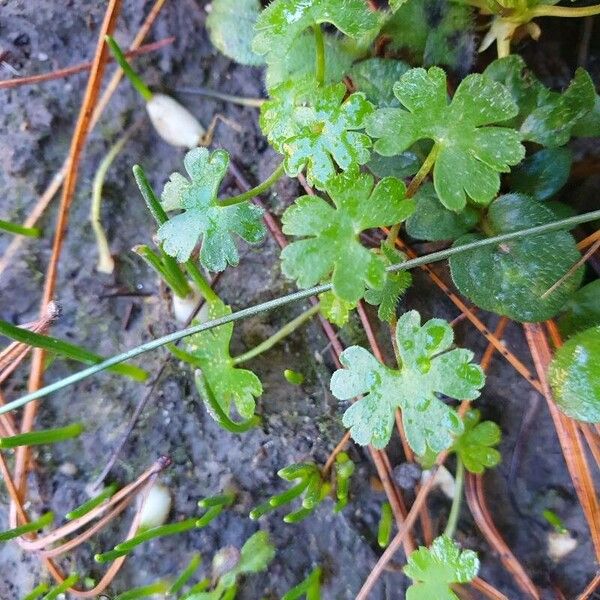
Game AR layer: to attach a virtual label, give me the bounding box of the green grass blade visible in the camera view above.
[21,583,50,600]
[0,219,41,238]
[114,517,198,553]
[66,483,118,520]
[0,319,147,381]
[114,581,169,600]
[0,424,83,449]
[41,574,79,600]
[168,553,202,595]
[0,512,54,542]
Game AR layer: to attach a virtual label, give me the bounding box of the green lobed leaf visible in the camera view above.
[484,56,596,146]
[281,168,414,302]
[449,194,584,322]
[185,299,263,422]
[367,67,524,211]
[158,148,266,270]
[348,58,411,107]
[404,535,479,600]
[548,326,600,423]
[507,147,572,201]
[406,183,479,242]
[330,311,485,454]
[571,93,600,138]
[451,409,501,474]
[252,0,381,62]
[319,290,356,327]
[265,32,355,90]
[557,280,600,339]
[219,531,275,588]
[206,0,265,66]
[364,243,412,322]
[262,82,374,189]
[382,0,475,74]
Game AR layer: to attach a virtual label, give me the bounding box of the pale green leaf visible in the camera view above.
[451,409,501,474]
[281,168,414,302]
[186,300,262,421]
[319,290,356,327]
[367,67,524,211]
[404,535,479,600]
[158,148,266,271]
[330,311,485,453]
[220,531,275,588]
[206,0,265,66]
[449,194,584,322]
[348,58,410,107]
[549,326,600,423]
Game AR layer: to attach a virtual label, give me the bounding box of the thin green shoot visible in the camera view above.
[91,130,133,274]
[219,161,285,207]
[334,452,355,512]
[4,207,600,417]
[0,318,147,382]
[66,483,118,520]
[105,36,153,101]
[195,505,224,527]
[270,481,310,508]
[377,502,393,548]
[198,493,235,509]
[282,566,322,600]
[0,512,54,542]
[283,506,314,524]
[542,509,568,534]
[40,574,79,600]
[180,578,211,599]
[167,553,202,595]
[114,580,170,600]
[133,245,191,299]
[443,458,465,539]
[21,583,49,600]
[232,303,319,364]
[312,24,325,86]
[0,219,41,238]
[0,424,83,449]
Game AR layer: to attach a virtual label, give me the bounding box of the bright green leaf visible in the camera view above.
[451,409,501,474]
[406,183,479,242]
[571,93,600,138]
[558,280,600,339]
[206,0,265,66]
[158,148,266,270]
[252,0,380,62]
[219,531,275,588]
[330,311,485,453]
[348,58,411,107]
[281,168,414,302]
[449,194,584,322]
[319,290,357,327]
[382,0,475,73]
[185,299,263,421]
[364,243,412,322]
[549,326,600,423]
[404,535,479,600]
[367,67,524,211]
[265,32,355,90]
[484,57,596,146]
[507,147,572,201]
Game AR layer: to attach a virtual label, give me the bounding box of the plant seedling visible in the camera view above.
[333,452,355,512]
[282,566,322,600]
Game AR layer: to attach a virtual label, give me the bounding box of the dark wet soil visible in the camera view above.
[0,2,599,599]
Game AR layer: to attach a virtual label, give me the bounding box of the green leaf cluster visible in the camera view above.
[557,281,600,339]
[281,168,413,303]
[451,409,501,474]
[158,148,265,270]
[260,80,374,188]
[404,535,479,600]
[367,66,525,211]
[330,310,485,454]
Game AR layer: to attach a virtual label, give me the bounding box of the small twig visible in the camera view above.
[0,37,175,90]
[576,572,600,600]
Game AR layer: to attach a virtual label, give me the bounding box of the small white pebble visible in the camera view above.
[139,483,171,531]
[421,464,455,499]
[58,462,77,476]
[547,531,577,562]
[37,52,48,61]
[172,288,201,324]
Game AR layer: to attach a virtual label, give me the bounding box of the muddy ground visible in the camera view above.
[0,1,599,598]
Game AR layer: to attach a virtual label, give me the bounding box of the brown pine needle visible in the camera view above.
[541,239,600,299]
[576,572,600,599]
[578,228,600,250]
[524,323,600,561]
